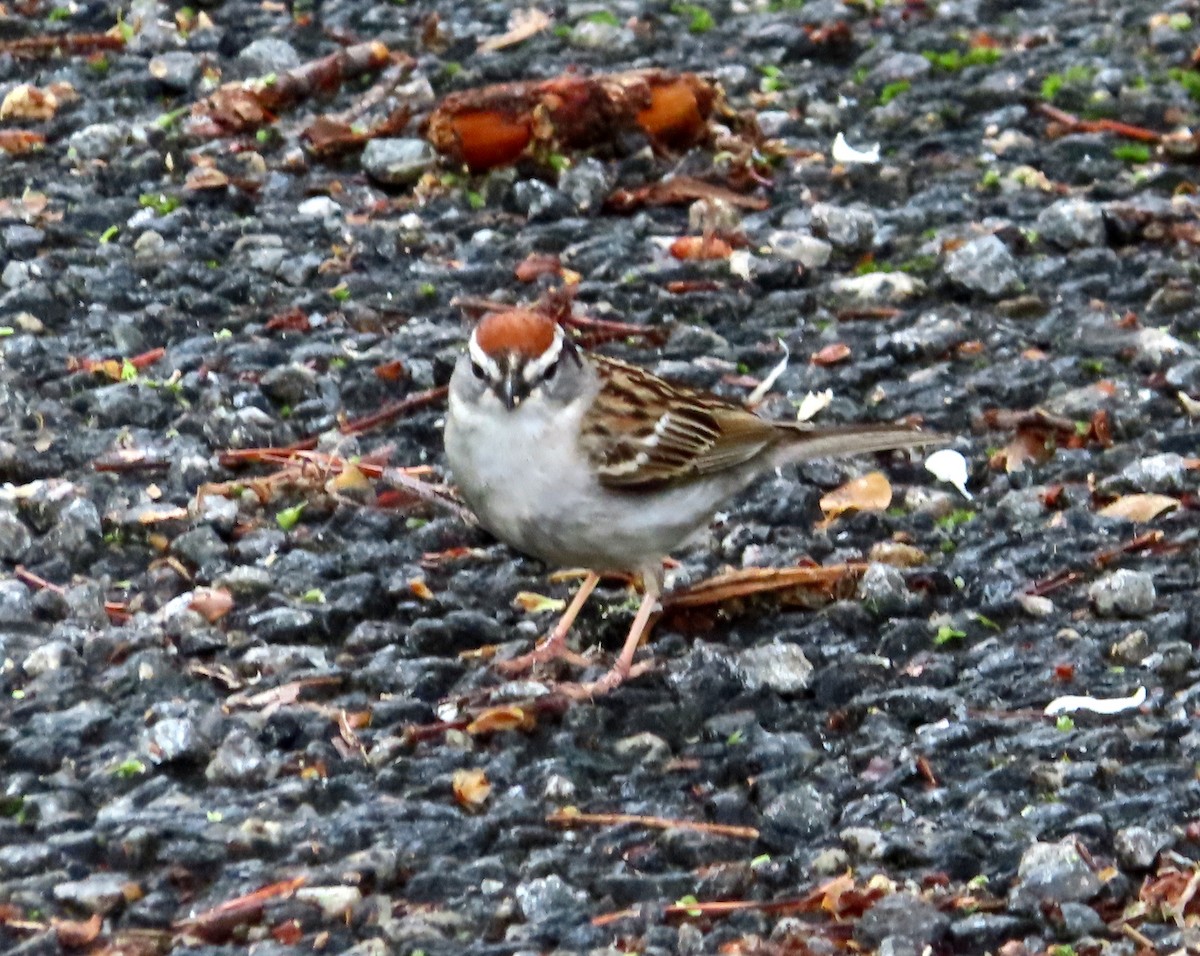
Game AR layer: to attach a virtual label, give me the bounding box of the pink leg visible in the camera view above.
[494,571,600,676]
[560,566,662,699]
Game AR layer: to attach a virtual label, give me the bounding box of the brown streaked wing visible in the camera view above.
[581,355,782,490]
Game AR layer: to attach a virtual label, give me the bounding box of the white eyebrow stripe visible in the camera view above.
[521,327,564,382]
[468,333,503,380]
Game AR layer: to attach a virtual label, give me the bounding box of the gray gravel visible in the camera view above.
[1,0,1199,954]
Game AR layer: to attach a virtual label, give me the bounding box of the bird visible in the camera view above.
[443,308,945,698]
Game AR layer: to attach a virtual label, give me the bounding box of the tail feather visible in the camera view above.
[771,422,948,467]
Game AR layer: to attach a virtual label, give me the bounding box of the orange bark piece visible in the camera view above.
[447,109,532,170]
[636,77,705,146]
[669,235,732,260]
[428,69,719,171]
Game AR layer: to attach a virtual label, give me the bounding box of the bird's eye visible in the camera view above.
[471,361,486,380]
[543,356,559,381]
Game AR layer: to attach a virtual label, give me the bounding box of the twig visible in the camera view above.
[546,810,759,840]
[338,385,448,434]
[1036,102,1163,143]
[14,565,65,595]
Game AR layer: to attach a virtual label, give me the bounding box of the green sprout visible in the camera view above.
[275,502,306,530]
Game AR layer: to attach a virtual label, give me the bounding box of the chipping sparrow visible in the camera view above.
[444,309,944,697]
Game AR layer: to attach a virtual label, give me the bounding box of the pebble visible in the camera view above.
[22,640,75,677]
[205,728,269,785]
[0,579,34,625]
[735,643,814,694]
[1010,839,1101,909]
[145,716,206,764]
[1113,825,1170,870]
[855,892,949,952]
[944,235,1022,296]
[514,874,589,923]
[506,179,575,221]
[1088,569,1155,617]
[829,271,924,303]
[857,562,912,617]
[53,872,138,915]
[237,37,301,74]
[148,51,201,92]
[767,230,832,269]
[68,122,138,161]
[761,784,834,847]
[557,157,612,214]
[361,138,438,186]
[1035,198,1106,248]
[810,202,876,250]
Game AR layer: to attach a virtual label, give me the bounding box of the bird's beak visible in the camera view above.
[498,367,522,411]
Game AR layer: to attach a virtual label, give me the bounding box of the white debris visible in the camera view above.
[796,389,833,423]
[747,340,789,406]
[831,132,880,165]
[1044,686,1146,717]
[925,448,972,499]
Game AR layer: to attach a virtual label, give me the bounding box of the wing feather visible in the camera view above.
[581,355,780,490]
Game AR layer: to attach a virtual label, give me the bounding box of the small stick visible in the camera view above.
[546,810,759,840]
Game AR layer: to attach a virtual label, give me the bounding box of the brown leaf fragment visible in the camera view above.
[605,175,769,213]
[174,877,305,944]
[664,563,864,609]
[514,252,562,282]
[185,165,230,191]
[189,587,234,623]
[452,768,491,809]
[54,914,101,949]
[669,235,732,260]
[264,306,312,332]
[466,705,536,735]
[990,427,1054,473]
[1098,494,1181,523]
[819,472,893,521]
[811,342,851,366]
[0,129,45,154]
[868,541,928,567]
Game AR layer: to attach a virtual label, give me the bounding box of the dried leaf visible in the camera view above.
[409,578,434,600]
[1098,493,1180,523]
[990,428,1053,473]
[867,541,928,567]
[513,591,567,614]
[810,342,851,366]
[665,563,862,609]
[0,129,46,154]
[452,768,491,808]
[189,587,234,623]
[467,705,535,735]
[185,166,230,191]
[328,461,371,493]
[514,252,562,282]
[818,472,893,520]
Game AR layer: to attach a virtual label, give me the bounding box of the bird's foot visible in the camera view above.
[493,636,593,677]
[553,658,657,700]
